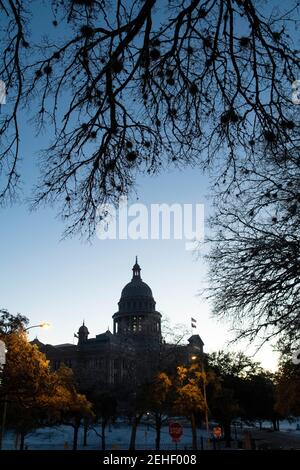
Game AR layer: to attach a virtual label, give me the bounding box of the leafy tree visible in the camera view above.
[275,359,300,418]
[241,372,279,431]
[146,372,172,450]
[89,391,117,450]
[208,351,262,378]
[0,331,55,449]
[172,364,207,450]
[0,331,93,450]
[209,387,240,447]
[125,383,151,451]
[0,1,299,236]
[207,351,276,445]
[0,309,29,334]
[53,365,94,450]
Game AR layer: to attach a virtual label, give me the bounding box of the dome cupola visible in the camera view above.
[76,321,89,345]
[120,256,154,305]
[113,258,161,341]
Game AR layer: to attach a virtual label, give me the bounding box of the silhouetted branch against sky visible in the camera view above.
[0,0,299,235]
[206,143,300,350]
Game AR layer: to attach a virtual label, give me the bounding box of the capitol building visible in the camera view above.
[34,258,204,391]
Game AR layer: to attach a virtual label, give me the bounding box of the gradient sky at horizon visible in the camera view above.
[0,162,279,370]
[0,0,285,371]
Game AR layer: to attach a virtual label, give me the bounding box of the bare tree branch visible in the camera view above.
[0,0,299,236]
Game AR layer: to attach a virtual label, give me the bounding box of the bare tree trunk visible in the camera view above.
[19,431,25,450]
[224,422,231,448]
[129,415,142,451]
[83,419,88,447]
[73,424,79,450]
[272,418,279,431]
[101,420,106,450]
[191,413,197,450]
[155,414,162,451]
[0,397,8,450]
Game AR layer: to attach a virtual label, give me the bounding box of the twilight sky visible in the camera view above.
[0,162,279,370]
[0,1,284,371]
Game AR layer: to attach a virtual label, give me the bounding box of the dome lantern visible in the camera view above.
[132,256,141,279]
[76,321,89,345]
[112,258,162,341]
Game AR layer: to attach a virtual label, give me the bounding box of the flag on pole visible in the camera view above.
[191,317,197,328]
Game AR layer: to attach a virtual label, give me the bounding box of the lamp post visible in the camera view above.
[0,340,7,451]
[25,322,51,332]
[190,353,209,446]
[0,322,50,450]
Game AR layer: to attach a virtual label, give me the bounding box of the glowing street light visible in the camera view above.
[25,322,51,331]
[189,352,209,443]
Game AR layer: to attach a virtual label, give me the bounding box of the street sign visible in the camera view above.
[212,426,222,439]
[169,422,183,442]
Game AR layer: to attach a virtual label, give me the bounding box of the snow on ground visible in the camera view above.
[2,419,209,450]
[2,418,300,450]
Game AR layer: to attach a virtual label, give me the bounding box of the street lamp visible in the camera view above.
[0,340,7,451]
[25,322,51,331]
[190,353,209,444]
[0,322,50,450]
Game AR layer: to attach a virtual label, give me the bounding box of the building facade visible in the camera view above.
[34,259,204,392]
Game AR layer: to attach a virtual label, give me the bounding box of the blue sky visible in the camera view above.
[0,163,279,369]
[0,1,283,370]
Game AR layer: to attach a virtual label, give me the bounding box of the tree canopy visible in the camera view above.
[275,358,300,417]
[0,0,299,236]
[0,308,29,334]
[0,329,93,449]
[207,121,300,349]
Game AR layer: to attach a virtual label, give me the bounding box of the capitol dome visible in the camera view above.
[76,321,89,344]
[113,258,161,339]
[117,257,156,314]
[121,280,153,298]
[78,323,89,334]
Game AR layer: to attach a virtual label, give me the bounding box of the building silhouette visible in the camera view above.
[34,258,204,391]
